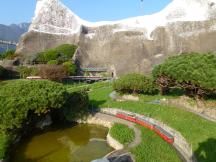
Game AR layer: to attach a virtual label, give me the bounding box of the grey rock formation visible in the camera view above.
[16,0,216,75]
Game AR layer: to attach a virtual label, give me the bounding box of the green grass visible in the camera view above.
[110,124,135,145]
[132,126,181,162]
[0,133,9,159]
[65,81,111,93]
[88,84,216,162]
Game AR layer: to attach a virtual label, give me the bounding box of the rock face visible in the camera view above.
[16,0,216,75]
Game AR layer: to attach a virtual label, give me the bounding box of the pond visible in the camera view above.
[11,124,113,162]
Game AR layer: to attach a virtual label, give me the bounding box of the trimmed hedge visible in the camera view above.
[113,73,158,94]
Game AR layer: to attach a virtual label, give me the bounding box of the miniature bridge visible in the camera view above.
[0,40,17,46]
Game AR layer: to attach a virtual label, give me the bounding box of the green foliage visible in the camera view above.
[153,53,216,96]
[47,60,58,65]
[63,90,89,121]
[38,65,67,81]
[110,124,135,145]
[17,66,38,79]
[88,84,216,162]
[132,126,181,162]
[113,73,158,94]
[63,61,77,76]
[0,133,9,159]
[0,80,68,132]
[35,44,78,64]
[0,66,5,79]
[0,50,16,60]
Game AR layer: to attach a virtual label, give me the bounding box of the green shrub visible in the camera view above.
[63,90,89,121]
[63,61,77,76]
[110,124,135,145]
[113,73,158,94]
[153,53,216,97]
[0,133,9,159]
[47,60,58,65]
[38,65,67,81]
[0,80,68,132]
[17,66,38,79]
[0,66,5,79]
[0,50,16,60]
[35,44,78,63]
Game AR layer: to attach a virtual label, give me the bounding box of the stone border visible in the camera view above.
[76,114,124,151]
[107,133,124,150]
[101,108,196,162]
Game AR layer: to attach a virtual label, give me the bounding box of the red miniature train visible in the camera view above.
[116,112,174,144]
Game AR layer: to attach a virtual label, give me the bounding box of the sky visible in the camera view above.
[0,0,172,25]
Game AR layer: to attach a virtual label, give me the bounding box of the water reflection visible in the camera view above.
[11,124,113,162]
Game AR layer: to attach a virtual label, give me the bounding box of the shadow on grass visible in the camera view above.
[166,88,185,97]
[195,138,216,162]
[89,100,106,110]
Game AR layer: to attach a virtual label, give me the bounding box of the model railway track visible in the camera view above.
[116,112,174,144]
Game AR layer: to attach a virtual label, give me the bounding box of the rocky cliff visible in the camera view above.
[16,0,216,75]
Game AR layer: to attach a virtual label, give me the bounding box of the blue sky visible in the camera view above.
[0,0,171,25]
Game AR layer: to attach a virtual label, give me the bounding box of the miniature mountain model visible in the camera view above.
[16,0,216,75]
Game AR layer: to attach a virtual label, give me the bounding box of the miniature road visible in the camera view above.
[93,113,142,148]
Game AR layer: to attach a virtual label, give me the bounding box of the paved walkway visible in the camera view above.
[94,113,142,149]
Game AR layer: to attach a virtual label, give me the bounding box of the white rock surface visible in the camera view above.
[30,0,216,38]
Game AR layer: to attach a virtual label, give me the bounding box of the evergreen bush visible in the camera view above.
[113,73,158,94]
[153,53,216,98]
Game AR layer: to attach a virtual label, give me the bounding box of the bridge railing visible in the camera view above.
[0,40,17,46]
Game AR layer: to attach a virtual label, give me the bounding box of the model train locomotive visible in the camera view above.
[116,112,174,144]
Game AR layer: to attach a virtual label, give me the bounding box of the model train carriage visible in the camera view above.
[136,117,154,130]
[153,125,174,144]
[116,112,136,122]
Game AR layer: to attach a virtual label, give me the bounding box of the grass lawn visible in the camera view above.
[132,126,181,162]
[110,123,135,146]
[87,83,216,162]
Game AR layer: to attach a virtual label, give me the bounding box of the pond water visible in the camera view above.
[11,124,113,162]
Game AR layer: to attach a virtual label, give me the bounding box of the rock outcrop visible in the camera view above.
[16,0,216,75]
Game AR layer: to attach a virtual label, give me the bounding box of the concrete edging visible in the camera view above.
[101,108,196,162]
[76,114,124,151]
